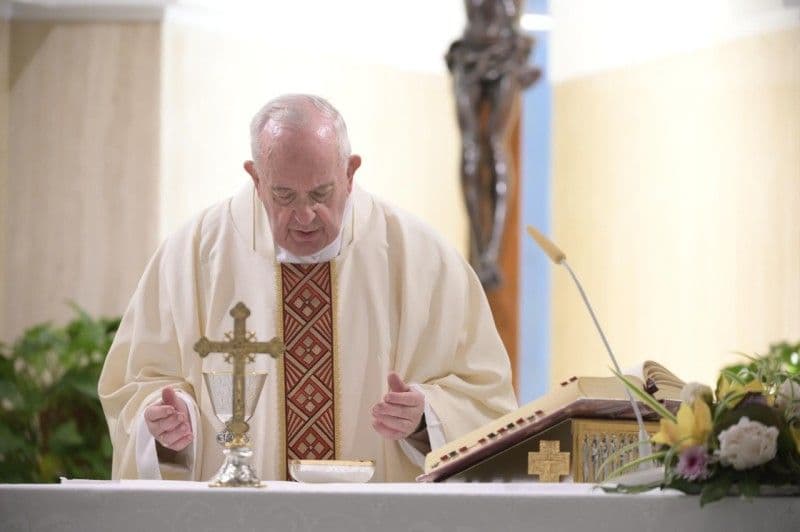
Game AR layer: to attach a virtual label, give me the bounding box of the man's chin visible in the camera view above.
[283,240,328,257]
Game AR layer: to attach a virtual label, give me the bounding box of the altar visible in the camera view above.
[1,481,798,532]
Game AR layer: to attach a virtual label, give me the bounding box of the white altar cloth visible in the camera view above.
[1,480,798,532]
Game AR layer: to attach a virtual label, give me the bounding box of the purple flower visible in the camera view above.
[676,445,711,481]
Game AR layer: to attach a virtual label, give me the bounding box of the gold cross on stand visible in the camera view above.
[527,440,571,483]
[194,302,284,448]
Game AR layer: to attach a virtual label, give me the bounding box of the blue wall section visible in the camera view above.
[519,0,551,404]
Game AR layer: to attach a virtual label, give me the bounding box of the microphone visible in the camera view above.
[526,226,653,469]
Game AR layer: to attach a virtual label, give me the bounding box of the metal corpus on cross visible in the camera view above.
[194,302,284,447]
[527,440,571,483]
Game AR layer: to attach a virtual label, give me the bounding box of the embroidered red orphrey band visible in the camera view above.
[280,263,336,468]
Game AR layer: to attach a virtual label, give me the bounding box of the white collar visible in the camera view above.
[274,194,354,264]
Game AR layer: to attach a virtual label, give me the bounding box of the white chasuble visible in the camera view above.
[98,182,517,482]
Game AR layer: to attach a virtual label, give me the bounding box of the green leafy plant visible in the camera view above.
[0,305,120,482]
[723,341,800,381]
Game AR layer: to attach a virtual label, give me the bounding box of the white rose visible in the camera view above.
[776,380,800,418]
[680,382,713,406]
[717,416,779,470]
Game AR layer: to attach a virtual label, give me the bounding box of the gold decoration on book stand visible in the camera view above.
[194,302,284,487]
[527,440,570,482]
[572,419,659,482]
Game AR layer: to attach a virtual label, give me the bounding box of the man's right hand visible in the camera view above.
[144,387,193,451]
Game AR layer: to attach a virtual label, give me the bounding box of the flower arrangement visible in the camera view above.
[605,341,800,506]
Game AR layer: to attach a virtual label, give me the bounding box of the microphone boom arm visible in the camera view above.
[561,259,651,461]
[526,226,652,466]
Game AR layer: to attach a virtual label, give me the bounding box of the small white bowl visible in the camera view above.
[288,459,375,483]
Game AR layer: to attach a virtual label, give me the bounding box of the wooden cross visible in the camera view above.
[527,440,571,482]
[194,302,284,447]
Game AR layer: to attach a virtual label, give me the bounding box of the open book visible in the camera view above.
[418,360,684,482]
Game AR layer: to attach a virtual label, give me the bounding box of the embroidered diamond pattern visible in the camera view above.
[289,287,323,320]
[291,426,333,460]
[288,379,329,413]
[293,332,325,367]
[281,262,336,475]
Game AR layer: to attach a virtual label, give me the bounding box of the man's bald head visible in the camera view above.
[249,94,351,168]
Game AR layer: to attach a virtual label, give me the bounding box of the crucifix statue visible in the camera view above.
[194,301,284,487]
[447,0,540,289]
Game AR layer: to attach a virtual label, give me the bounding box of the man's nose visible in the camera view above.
[293,203,316,225]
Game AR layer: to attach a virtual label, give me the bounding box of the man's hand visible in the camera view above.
[371,372,425,440]
[144,387,193,451]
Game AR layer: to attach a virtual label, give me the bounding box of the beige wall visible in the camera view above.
[551,28,800,387]
[0,19,8,340]
[160,22,465,249]
[3,21,161,340]
[1,16,465,341]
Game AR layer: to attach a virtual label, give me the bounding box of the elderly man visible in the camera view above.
[98,94,516,482]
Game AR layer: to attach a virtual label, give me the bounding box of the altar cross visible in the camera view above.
[528,440,571,482]
[194,302,284,446]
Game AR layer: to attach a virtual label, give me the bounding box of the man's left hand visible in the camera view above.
[371,372,425,440]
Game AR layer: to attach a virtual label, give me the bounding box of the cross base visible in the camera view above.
[208,446,264,488]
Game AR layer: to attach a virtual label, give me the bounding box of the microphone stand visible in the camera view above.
[527,226,653,470]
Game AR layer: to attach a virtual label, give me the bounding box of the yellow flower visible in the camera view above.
[716,377,764,408]
[652,400,713,451]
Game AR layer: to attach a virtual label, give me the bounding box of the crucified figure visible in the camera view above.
[447,0,540,289]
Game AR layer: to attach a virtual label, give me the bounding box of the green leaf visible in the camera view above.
[775,425,800,459]
[666,477,704,495]
[610,368,677,422]
[723,342,800,382]
[100,434,113,459]
[600,480,663,494]
[661,442,683,483]
[713,391,749,422]
[737,477,760,498]
[721,369,748,385]
[0,379,23,406]
[714,403,783,437]
[49,420,83,452]
[0,305,119,483]
[597,440,645,479]
[700,475,732,507]
[0,423,28,453]
[605,450,668,480]
[731,352,760,363]
[37,453,64,482]
[62,374,99,399]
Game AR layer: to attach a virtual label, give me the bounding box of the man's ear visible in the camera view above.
[244,160,259,187]
[346,155,361,192]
